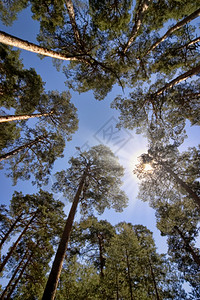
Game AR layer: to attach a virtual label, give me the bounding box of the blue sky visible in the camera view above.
[0,7,199,256]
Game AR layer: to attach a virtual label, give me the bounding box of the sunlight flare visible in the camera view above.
[144,163,153,172]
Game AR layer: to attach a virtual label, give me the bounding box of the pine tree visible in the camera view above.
[42,145,128,300]
[0,190,66,299]
[0,44,44,113]
[0,126,66,186]
[135,144,200,209]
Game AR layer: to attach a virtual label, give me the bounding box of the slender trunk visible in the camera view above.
[0,212,23,249]
[0,212,37,272]
[65,0,82,48]
[160,162,200,209]
[42,168,88,300]
[0,136,45,162]
[145,8,200,55]
[97,234,104,278]
[0,112,52,123]
[148,258,160,300]
[0,250,28,299]
[154,64,200,97]
[115,269,119,300]
[123,0,151,53]
[174,226,200,267]
[5,252,33,299]
[0,31,80,61]
[125,249,133,300]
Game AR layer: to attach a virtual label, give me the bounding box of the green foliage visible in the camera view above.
[0,44,44,113]
[57,220,186,299]
[0,46,79,185]
[0,126,66,186]
[106,222,187,299]
[33,0,200,101]
[30,0,66,33]
[143,0,200,30]
[1,0,199,103]
[134,143,200,208]
[0,45,79,135]
[54,144,128,215]
[0,2,199,298]
[0,0,28,25]
[156,200,200,298]
[134,142,200,296]
[38,90,79,135]
[57,256,100,300]
[89,0,132,34]
[0,190,66,299]
[0,122,21,152]
[69,216,115,275]
[111,76,200,138]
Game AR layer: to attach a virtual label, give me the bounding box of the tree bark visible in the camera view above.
[125,249,133,300]
[4,252,33,299]
[0,136,45,162]
[0,212,37,272]
[159,162,200,209]
[97,234,104,278]
[42,167,89,300]
[123,0,151,54]
[154,64,200,97]
[174,226,200,267]
[0,249,28,299]
[0,112,52,123]
[65,0,82,48]
[145,8,200,55]
[0,212,23,249]
[148,258,160,300]
[0,31,80,61]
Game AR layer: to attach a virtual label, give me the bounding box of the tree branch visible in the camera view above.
[145,8,200,56]
[0,31,81,61]
[123,0,152,54]
[65,0,82,49]
[154,64,200,97]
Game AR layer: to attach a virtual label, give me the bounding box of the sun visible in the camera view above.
[144,163,153,172]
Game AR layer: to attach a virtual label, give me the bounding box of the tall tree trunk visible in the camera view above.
[0,249,28,299]
[0,212,23,249]
[97,233,104,278]
[174,226,200,267]
[42,167,89,300]
[154,64,200,97]
[159,161,200,209]
[145,8,200,55]
[0,31,80,61]
[123,0,151,54]
[0,212,37,272]
[65,0,82,48]
[0,136,45,162]
[148,258,160,300]
[125,249,133,300]
[0,112,52,123]
[5,252,33,299]
[115,269,119,300]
